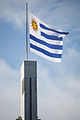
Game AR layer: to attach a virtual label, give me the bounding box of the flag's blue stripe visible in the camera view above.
[41,32,63,41]
[30,34,63,50]
[40,23,69,35]
[30,43,62,58]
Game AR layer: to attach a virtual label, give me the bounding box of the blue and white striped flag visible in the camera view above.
[29,13,69,62]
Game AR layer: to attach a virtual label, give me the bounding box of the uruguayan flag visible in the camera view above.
[29,13,69,62]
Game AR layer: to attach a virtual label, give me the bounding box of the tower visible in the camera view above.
[21,61,37,120]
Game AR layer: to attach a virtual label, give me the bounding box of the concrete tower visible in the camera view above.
[21,61,37,120]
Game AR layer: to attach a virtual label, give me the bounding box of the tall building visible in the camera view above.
[20,61,37,120]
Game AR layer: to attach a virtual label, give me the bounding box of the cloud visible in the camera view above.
[0,59,20,120]
[0,0,25,29]
[0,47,80,120]
[0,0,80,32]
[72,27,80,32]
[37,47,80,120]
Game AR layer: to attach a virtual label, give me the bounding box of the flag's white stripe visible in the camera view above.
[40,27,64,37]
[41,32,63,41]
[40,23,69,35]
[30,48,61,62]
[40,36,63,45]
[30,39,63,54]
[30,33,63,45]
[40,27,58,36]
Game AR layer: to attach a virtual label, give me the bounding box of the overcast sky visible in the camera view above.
[0,0,80,120]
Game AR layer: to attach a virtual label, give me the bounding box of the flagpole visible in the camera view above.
[26,0,28,60]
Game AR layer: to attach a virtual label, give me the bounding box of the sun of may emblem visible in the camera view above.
[31,19,38,31]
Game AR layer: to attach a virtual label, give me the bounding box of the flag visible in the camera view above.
[29,13,69,62]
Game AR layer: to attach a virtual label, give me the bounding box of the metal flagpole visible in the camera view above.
[26,0,28,60]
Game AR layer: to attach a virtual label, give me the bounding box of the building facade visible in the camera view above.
[21,61,37,120]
